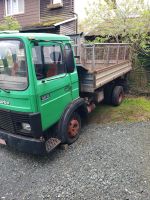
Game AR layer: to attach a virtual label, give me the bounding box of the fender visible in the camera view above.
[57,98,88,142]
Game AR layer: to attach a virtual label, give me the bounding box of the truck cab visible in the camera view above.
[0,33,85,154]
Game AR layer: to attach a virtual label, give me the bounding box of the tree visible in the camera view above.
[81,0,150,65]
[80,0,150,92]
[82,0,150,44]
[0,16,21,31]
[105,0,117,9]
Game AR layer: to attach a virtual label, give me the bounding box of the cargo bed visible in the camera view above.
[75,43,132,93]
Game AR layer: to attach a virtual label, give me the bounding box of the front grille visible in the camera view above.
[0,109,42,138]
[0,109,30,135]
[0,110,15,133]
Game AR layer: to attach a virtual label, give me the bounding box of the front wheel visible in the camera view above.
[58,112,81,145]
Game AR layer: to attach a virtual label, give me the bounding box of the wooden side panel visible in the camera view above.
[40,0,74,22]
[60,20,76,35]
[78,62,132,93]
[0,0,40,27]
[95,62,132,89]
[0,0,5,20]
[14,0,40,27]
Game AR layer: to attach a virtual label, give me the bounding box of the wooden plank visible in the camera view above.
[40,0,74,22]
[0,0,4,19]
[60,20,76,35]
[95,62,132,86]
[79,62,132,93]
[0,0,40,27]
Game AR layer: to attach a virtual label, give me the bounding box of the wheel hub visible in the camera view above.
[68,119,80,138]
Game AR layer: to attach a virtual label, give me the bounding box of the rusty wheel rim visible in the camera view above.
[68,118,80,138]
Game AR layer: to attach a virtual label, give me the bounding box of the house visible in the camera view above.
[0,0,77,35]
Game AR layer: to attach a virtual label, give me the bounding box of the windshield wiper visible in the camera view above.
[0,87,10,93]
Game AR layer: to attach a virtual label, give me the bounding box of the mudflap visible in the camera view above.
[45,138,61,153]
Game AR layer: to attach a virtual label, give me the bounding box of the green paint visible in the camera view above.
[0,33,79,131]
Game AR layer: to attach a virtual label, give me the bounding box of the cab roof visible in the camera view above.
[0,32,70,41]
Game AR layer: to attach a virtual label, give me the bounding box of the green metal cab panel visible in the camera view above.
[70,71,79,100]
[0,91,36,112]
[36,74,73,130]
[0,33,80,133]
[32,40,79,131]
[0,33,70,42]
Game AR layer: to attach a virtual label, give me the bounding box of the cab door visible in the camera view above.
[32,42,73,130]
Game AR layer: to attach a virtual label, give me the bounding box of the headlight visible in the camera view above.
[22,123,31,131]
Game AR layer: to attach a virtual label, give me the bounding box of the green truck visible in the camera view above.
[0,33,132,154]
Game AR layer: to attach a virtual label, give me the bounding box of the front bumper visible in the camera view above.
[0,129,47,155]
[0,129,61,155]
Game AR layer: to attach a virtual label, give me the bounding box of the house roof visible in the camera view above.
[21,17,77,32]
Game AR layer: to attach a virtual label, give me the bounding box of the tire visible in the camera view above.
[111,86,124,106]
[117,79,128,92]
[104,84,114,105]
[58,112,81,145]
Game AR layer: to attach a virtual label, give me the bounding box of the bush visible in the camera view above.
[0,16,21,31]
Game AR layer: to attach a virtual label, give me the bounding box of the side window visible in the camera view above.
[64,43,75,73]
[32,44,66,80]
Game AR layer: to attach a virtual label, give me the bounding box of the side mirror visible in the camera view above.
[65,45,75,73]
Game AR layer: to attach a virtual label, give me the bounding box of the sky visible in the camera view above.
[74,0,88,20]
[74,0,150,20]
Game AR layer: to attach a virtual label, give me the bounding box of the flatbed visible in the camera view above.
[75,43,132,93]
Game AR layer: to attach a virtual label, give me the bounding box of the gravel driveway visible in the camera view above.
[1,122,150,200]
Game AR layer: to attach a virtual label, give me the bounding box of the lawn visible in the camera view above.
[88,96,150,124]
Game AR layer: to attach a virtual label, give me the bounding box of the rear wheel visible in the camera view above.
[104,84,114,105]
[111,86,124,106]
[117,79,128,92]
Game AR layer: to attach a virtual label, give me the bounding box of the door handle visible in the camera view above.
[64,85,72,92]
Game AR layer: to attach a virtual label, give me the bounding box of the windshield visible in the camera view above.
[0,40,28,91]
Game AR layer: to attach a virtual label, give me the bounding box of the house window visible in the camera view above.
[52,0,62,4]
[47,0,63,9]
[5,0,24,16]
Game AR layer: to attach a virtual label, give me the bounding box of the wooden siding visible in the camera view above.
[40,0,74,22]
[0,0,40,27]
[71,0,74,12]
[60,20,76,35]
[0,0,5,20]
[0,0,76,34]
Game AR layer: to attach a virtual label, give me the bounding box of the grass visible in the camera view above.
[88,96,150,124]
